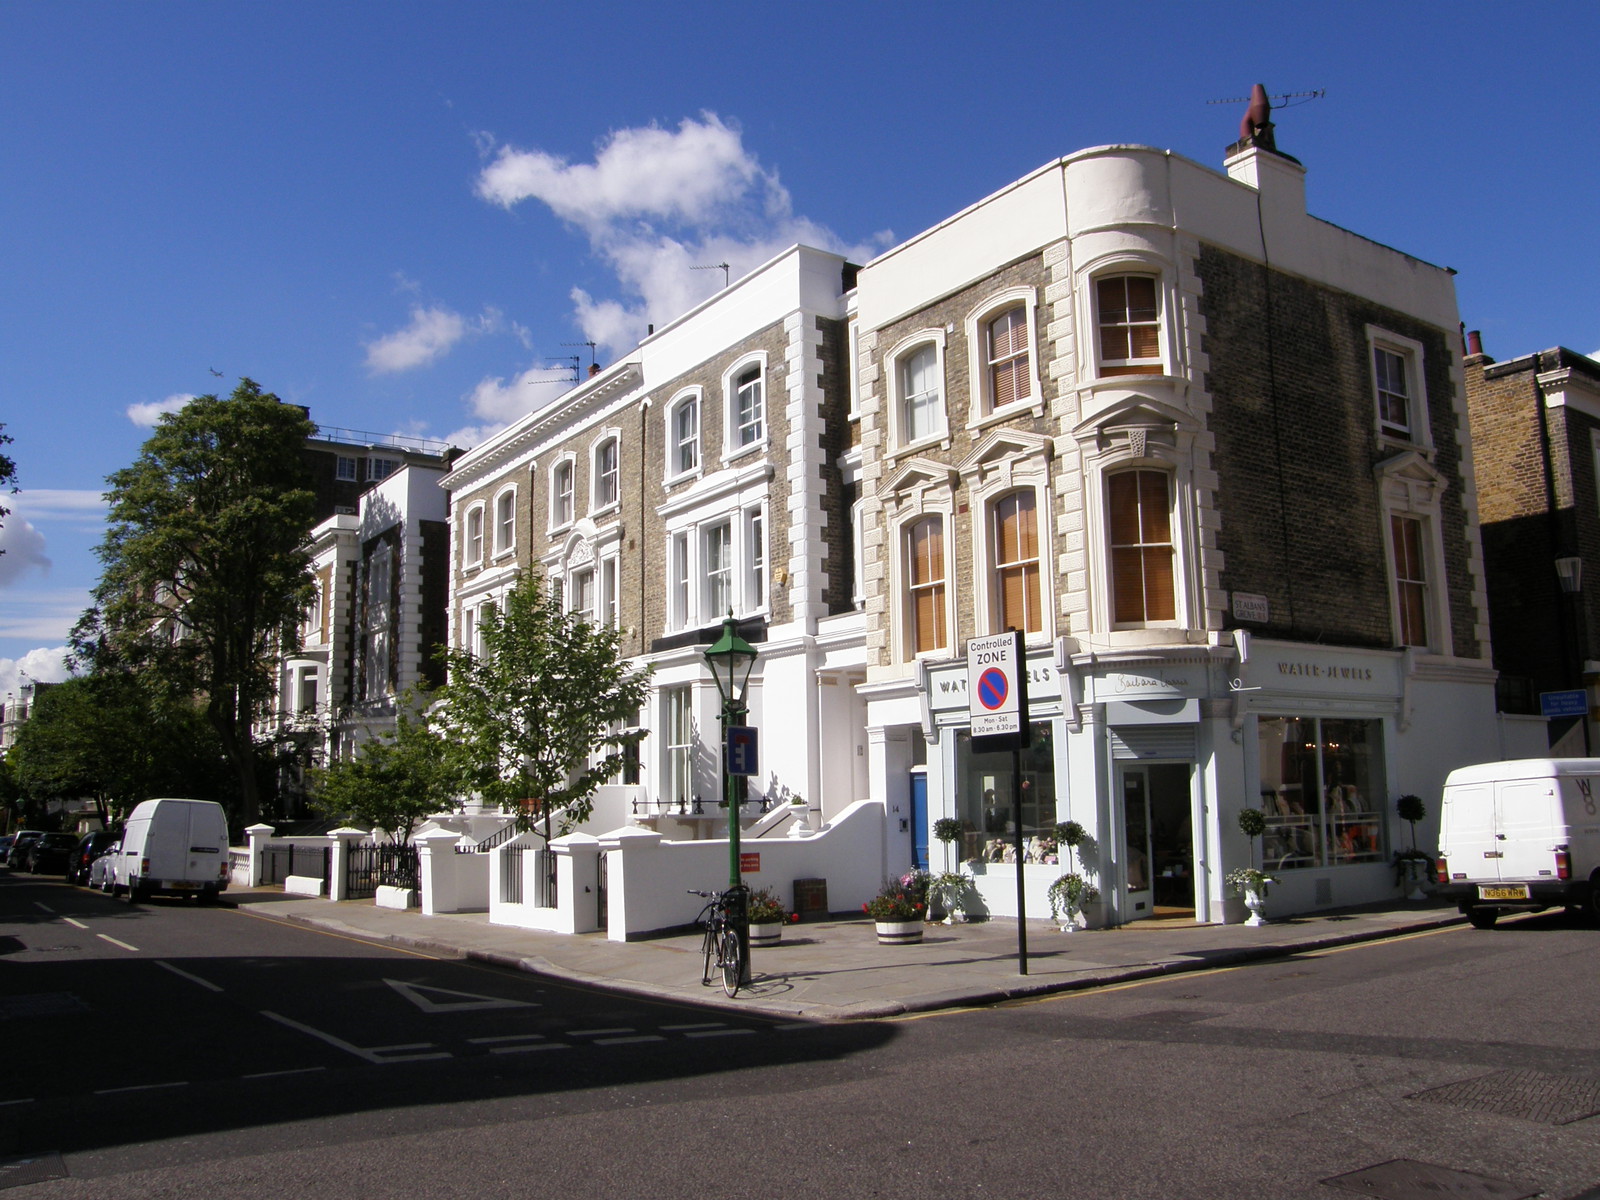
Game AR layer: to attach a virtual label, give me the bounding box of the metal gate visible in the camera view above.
[344,843,419,900]
[263,842,329,885]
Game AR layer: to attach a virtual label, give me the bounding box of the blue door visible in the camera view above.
[910,770,929,871]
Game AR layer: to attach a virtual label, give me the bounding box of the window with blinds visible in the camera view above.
[1390,514,1428,647]
[907,516,947,654]
[1108,471,1175,624]
[993,491,1041,633]
[1096,276,1162,376]
[986,306,1032,410]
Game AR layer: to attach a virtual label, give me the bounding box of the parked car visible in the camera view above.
[67,830,121,886]
[25,832,80,875]
[6,830,43,867]
[0,835,12,864]
[88,842,120,892]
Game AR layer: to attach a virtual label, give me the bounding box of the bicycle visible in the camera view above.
[689,884,749,997]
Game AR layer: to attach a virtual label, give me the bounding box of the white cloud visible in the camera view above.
[8,489,106,520]
[126,393,193,427]
[0,646,74,699]
[0,517,50,586]
[0,587,93,641]
[475,113,893,356]
[365,306,469,374]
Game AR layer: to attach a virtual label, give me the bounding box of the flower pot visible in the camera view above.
[1243,887,1267,927]
[875,919,923,945]
[1401,858,1429,901]
[748,921,782,947]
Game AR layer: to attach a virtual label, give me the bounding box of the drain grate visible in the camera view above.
[1410,1069,1600,1125]
[1322,1158,1534,1200]
[0,993,89,1020]
[0,1153,67,1191]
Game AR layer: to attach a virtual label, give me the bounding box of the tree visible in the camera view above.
[437,576,651,843]
[8,672,231,829]
[0,421,15,544]
[87,380,317,827]
[309,692,463,842]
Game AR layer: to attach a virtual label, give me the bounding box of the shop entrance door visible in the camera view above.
[1120,762,1195,920]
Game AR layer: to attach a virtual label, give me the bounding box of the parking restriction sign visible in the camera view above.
[966,631,1027,746]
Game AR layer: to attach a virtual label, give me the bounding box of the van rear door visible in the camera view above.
[1443,782,1500,883]
[1500,780,1560,881]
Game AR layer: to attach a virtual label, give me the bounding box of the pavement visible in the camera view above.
[228,887,1470,1022]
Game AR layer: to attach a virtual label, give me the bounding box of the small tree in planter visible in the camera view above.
[929,816,973,923]
[1393,794,1434,898]
[1048,820,1097,930]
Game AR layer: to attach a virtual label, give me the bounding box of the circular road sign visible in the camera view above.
[977,667,1009,711]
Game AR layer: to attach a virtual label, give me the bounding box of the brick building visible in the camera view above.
[1463,339,1600,748]
[854,113,1514,923]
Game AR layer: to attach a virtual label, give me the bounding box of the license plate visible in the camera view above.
[170,881,199,891]
[1478,884,1529,901]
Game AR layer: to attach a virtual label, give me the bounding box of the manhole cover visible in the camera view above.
[0,993,89,1020]
[0,1153,67,1191]
[1322,1158,1533,1200]
[1410,1069,1600,1125]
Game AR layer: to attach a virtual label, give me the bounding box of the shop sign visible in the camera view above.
[1251,643,1396,697]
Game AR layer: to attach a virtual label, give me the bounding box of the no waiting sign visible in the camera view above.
[967,631,1024,740]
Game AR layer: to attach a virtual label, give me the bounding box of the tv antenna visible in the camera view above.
[692,261,730,289]
[1208,88,1325,110]
[562,341,598,371]
[523,356,580,385]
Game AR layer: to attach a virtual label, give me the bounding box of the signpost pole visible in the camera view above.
[966,628,1030,976]
[1011,742,1028,975]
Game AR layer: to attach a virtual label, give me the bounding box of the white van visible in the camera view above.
[113,798,231,903]
[1436,759,1600,928]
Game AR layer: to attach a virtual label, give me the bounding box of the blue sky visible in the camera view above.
[3,0,1599,694]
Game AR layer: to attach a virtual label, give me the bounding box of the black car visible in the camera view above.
[67,830,121,886]
[25,833,79,875]
[6,830,43,867]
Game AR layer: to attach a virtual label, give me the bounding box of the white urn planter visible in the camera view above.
[1243,887,1267,927]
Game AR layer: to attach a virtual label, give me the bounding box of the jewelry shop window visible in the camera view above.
[955,723,1057,866]
[1256,716,1386,871]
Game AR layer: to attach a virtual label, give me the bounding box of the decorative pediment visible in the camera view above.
[561,518,601,569]
[957,427,1053,488]
[1072,393,1194,461]
[878,456,957,504]
[1374,450,1449,509]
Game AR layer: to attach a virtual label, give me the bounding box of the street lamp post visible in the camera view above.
[1556,556,1591,755]
[704,614,757,984]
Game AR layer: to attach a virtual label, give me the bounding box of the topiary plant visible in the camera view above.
[1396,794,1426,852]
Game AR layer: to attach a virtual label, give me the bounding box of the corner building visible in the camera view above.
[856,127,1508,922]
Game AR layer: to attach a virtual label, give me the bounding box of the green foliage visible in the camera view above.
[746,887,788,925]
[86,381,317,826]
[1054,820,1086,848]
[309,692,463,842]
[0,421,14,538]
[1225,867,1276,897]
[927,870,973,916]
[1238,807,1267,838]
[436,575,651,840]
[1047,872,1100,922]
[1395,794,1426,824]
[863,877,924,922]
[932,817,963,844]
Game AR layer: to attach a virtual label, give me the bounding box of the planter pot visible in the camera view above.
[1055,909,1084,932]
[748,921,783,947]
[875,919,924,945]
[1401,858,1430,901]
[1243,887,1267,927]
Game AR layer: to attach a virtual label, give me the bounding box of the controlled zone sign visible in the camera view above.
[967,632,1024,740]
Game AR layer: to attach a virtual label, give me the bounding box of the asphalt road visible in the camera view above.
[3,868,1600,1198]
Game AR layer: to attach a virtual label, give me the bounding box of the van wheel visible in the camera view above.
[1583,877,1600,927]
[1466,906,1499,930]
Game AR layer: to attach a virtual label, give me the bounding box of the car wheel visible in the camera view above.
[1466,906,1499,930]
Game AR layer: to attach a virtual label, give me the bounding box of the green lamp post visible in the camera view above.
[704,613,758,983]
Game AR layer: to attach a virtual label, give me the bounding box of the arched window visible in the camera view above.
[493,489,516,556]
[899,343,942,443]
[985,306,1032,411]
[463,504,485,568]
[593,437,619,510]
[1096,275,1162,376]
[551,459,574,528]
[668,392,699,477]
[907,516,948,654]
[1107,470,1175,623]
[732,364,764,449]
[992,491,1041,633]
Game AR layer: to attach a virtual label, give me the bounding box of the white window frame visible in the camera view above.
[847,317,862,420]
[492,486,517,558]
[723,354,767,458]
[965,287,1043,427]
[662,499,770,633]
[702,520,733,620]
[600,556,618,627]
[886,330,948,453]
[463,502,486,569]
[592,434,621,514]
[666,388,702,482]
[335,456,358,482]
[663,684,696,813]
[1076,253,1176,385]
[570,565,597,624]
[745,508,765,613]
[368,456,400,482]
[1375,454,1451,655]
[669,530,692,631]
[900,512,953,658]
[1103,468,1178,629]
[550,456,575,531]
[1366,326,1432,453]
[880,457,958,663]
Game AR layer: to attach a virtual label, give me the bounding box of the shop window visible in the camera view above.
[1096,275,1162,376]
[992,490,1041,634]
[1108,470,1175,624]
[1256,716,1385,871]
[955,724,1057,864]
[906,516,948,655]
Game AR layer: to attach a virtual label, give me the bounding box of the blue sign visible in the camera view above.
[1540,689,1589,718]
[725,725,759,776]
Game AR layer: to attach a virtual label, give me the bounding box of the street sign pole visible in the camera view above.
[967,629,1030,975]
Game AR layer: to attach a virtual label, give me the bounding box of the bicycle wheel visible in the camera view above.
[718,927,742,998]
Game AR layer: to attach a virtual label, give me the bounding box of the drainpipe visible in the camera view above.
[1533,357,1573,678]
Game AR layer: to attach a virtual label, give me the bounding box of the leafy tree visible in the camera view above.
[309,692,463,843]
[8,672,231,829]
[86,380,317,827]
[0,421,15,543]
[437,576,650,843]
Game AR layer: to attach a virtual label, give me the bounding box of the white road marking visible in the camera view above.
[155,960,223,992]
[97,934,139,952]
[260,1010,451,1063]
[467,1035,548,1045]
[31,903,53,914]
[241,1067,327,1080]
[661,1023,726,1031]
[93,1082,188,1095]
[491,1043,568,1054]
[0,1098,34,1107]
[384,978,537,1013]
[684,1028,756,1039]
[61,917,88,930]
[569,1027,635,1037]
[467,1034,569,1055]
[593,1035,665,1046]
